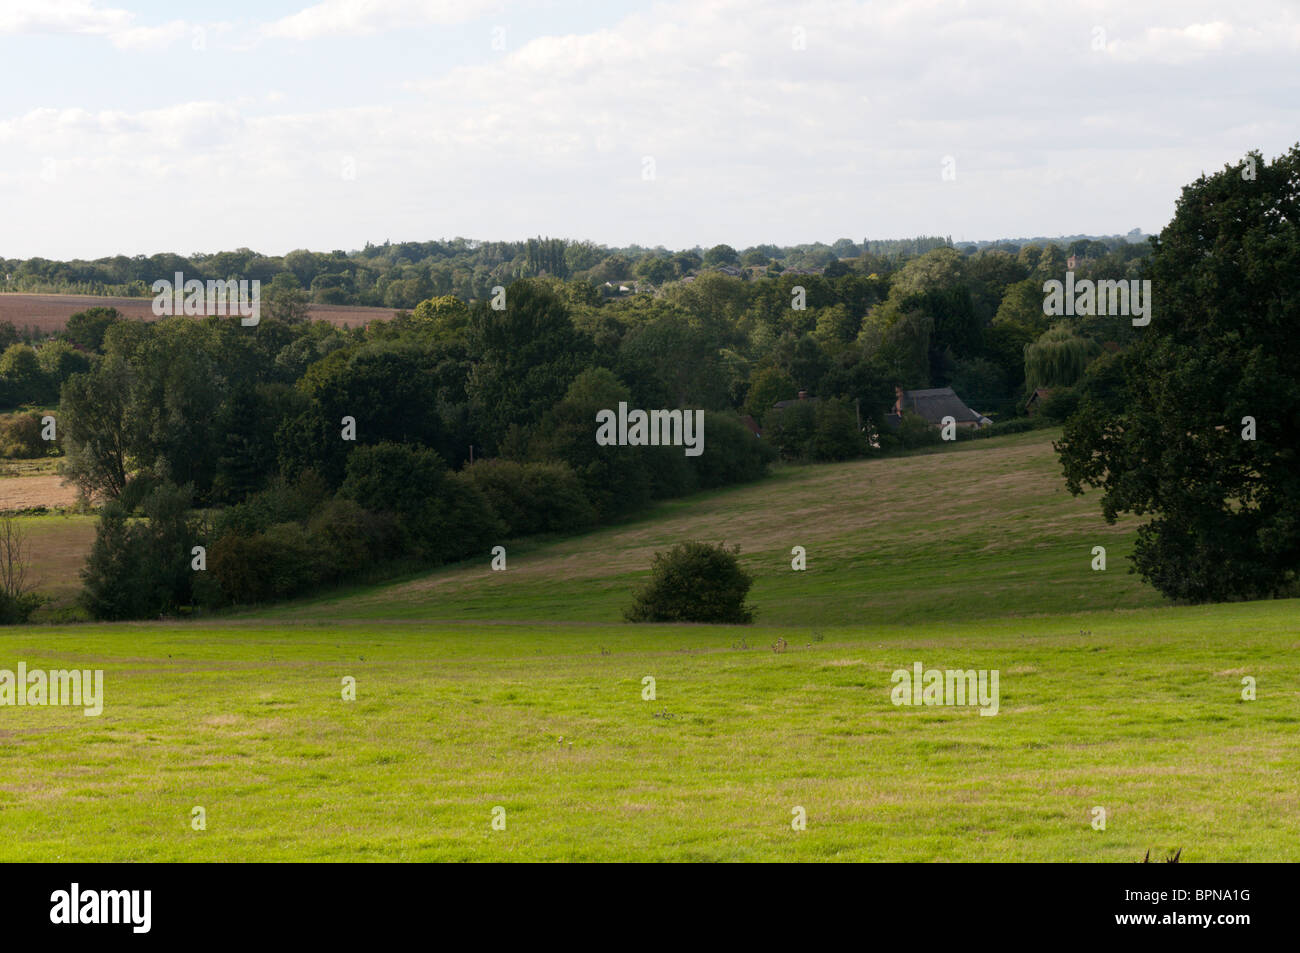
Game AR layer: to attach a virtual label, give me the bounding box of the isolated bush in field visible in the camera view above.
[457,458,596,537]
[625,541,754,624]
[80,482,198,620]
[689,411,775,487]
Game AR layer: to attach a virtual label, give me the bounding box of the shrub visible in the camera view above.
[0,412,53,458]
[642,444,698,500]
[0,344,47,408]
[0,590,45,624]
[980,417,1041,437]
[894,409,941,449]
[213,470,329,537]
[810,397,867,461]
[208,522,323,604]
[457,459,596,537]
[625,541,754,624]
[307,497,403,577]
[1039,387,1080,422]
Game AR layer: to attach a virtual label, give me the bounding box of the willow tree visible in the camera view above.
[1022,323,1100,393]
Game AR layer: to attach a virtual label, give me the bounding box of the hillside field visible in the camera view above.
[1,430,1296,861]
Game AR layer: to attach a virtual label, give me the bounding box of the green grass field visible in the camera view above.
[2,430,1297,861]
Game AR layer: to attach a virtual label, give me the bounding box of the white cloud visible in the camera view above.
[4,0,1300,257]
[259,0,504,41]
[0,0,131,36]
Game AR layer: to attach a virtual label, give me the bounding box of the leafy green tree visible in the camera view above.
[859,304,933,387]
[64,306,122,352]
[282,340,459,485]
[264,273,310,324]
[457,459,596,536]
[126,319,227,495]
[743,366,798,421]
[410,294,471,342]
[58,358,134,501]
[948,356,1006,410]
[616,315,730,409]
[634,255,677,284]
[466,279,591,449]
[812,304,859,346]
[80,482,198,620]
[703,244,740,267]
[36,339,91,402]
[993,278,1050,333]
[1057,146,1300,603]
[527,368,653,519]
[0,344,45,407]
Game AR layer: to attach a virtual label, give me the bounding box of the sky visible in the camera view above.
[0,0,1297,260]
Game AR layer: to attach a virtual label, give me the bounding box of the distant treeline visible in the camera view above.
[1,233,1146,310]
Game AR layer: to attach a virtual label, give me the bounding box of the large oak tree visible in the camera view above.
[1056,146,1300,602]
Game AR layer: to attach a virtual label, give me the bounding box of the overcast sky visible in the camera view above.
[1,0,1297,260]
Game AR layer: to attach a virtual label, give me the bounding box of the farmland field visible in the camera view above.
[1,431,1296,861]
[0,292,396,332]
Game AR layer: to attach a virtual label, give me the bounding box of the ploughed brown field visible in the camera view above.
[0,293,397,332]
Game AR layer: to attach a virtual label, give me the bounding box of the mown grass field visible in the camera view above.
[253,429,1162,627]
[1,430,1296,861]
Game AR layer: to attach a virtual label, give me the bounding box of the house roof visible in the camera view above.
[772,395,820,410]
[901,387,982,424]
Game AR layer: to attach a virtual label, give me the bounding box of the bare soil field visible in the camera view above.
[0,293,397,332]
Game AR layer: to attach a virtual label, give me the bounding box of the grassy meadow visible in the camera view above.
[1,429,1297,861]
